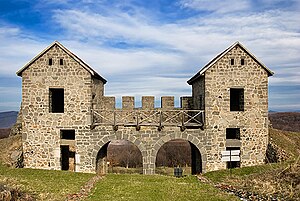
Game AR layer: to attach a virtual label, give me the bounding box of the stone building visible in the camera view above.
[17,41,273,174]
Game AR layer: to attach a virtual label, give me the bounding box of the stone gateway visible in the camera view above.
[16,41,273,174]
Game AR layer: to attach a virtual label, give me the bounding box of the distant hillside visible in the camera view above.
[269,112,300,132]
[0,128,10,139]
[0,111,18,128]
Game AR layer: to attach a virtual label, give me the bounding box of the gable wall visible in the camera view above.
[21,45,96,170]
[203,45,269,171]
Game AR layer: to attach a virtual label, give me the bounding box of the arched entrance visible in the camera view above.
[189,142,202,174]
[155,139,202,175]
[96,142,109,174]
[96,140,143,174]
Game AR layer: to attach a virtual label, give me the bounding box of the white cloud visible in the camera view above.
[0,26,48,75]
[179,0,251,13]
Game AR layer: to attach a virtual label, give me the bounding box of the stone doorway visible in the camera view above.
[60,145,75,171]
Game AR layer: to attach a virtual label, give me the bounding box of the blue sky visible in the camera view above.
[0,0,300,112]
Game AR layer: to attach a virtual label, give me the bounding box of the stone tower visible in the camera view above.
[188,41,273,170]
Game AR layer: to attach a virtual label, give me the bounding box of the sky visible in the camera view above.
[0,0,299,112]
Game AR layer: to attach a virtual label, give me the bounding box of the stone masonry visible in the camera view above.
[17,41,273,174]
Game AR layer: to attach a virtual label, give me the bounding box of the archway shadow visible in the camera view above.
[155,139,202,175]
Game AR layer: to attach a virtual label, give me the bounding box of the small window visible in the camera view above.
[230,58,234,65]
[226,147,240,169]
[241,58,245,65]
[61,130,75,140]
[49,88,64,113]
[60,58,64,65]
[48,58,53,65]
[230,88,244,111]
[226,128,240,140]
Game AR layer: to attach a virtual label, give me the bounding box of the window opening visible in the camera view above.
[48,58,53,65]
[60,58,64,65]
[61,130,75,140]
[49,88,64,113]
[226,128,240,140]
[230,88,244,111]
[241,58,245,65]
[230,58,234,65]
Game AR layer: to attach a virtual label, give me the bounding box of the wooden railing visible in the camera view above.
[92,109,204,131]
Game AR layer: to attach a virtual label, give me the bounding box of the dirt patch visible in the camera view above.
[66,175,103,201]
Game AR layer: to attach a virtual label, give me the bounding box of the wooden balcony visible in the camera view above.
[92,109,205,131]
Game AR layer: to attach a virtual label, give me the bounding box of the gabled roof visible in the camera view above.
[187,41,274,85]
[16,41,107,84]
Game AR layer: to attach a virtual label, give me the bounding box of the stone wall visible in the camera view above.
[76,125,207,174]
[20,44,104,170]
[192,45,269,171]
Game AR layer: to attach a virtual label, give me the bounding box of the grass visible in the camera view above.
[87,174,239,201]
[0,162,239,201]
[0,163,93,200]
[204,162,285,183]
[269,128,300,159]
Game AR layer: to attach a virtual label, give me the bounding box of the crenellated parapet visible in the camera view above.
[94,95,194,110]
[92,95,204,131]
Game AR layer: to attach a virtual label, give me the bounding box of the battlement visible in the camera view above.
[94,96,193,110]
[92,95,202,131]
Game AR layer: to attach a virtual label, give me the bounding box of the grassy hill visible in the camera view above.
[205,128,300,200]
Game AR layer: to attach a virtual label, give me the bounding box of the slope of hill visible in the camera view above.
[0,128,10,139]
[269,112,300,132]
[0,111,18,128]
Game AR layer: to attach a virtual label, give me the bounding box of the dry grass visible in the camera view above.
[0,135,22,166]
[269,128,300,159]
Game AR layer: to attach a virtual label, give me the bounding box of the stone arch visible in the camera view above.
[90,134,147,174]
[153,133,207,173]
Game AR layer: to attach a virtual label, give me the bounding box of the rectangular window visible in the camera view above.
[230,88,244,111]
[226,147,240,169]
[241,58,245,65]
[60,58,64,65]
[61,130,75,140]
[48,58,53,65]
[49,88,64,113]
[226,128,240,140]
[230,58,234,65]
